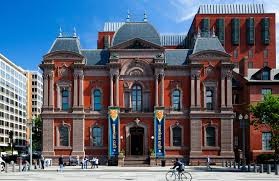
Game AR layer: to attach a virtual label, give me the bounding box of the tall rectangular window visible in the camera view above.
[246,18,255,45]
[262,132,271,150]
[201,18,210,37]
[206,88,213,110]
[231,18,240,45]
[261,88,272,100]
[61,88,69,110]
[216,18,225,45]
[261,18,270,45]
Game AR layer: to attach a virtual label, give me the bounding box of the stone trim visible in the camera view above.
[170,124,184,147]
[54,146,72,150]
[203,123,218,147]
[89,124,104,147]
[202,146,221,150]
[203,81,218,111]
[56,80,72,110]
[165,146,189,150]
[56,122,71,147]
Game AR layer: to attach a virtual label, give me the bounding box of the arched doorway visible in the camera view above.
[130,127,144,155]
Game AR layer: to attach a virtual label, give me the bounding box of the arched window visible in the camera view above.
[59,125,69,146]
[206,89,213,110]
[172,126,182,146]
[92,126,103,146]
[93,89,102,111]
[172,89,181,111]
[131,84,142,112]
[61,89,69,110]
[206,126,215,146]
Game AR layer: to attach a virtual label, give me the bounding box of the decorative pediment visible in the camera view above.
[110,38,163,50]
[43,51,84,62]
[189,50,230,61]
[58,64,70,79]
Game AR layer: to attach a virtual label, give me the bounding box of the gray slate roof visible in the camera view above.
[49,37,81,54]
[165,49,192,65]
[112,22,161,46]
[161,34,186,47]
[192,37,225,54]
[81,49,109,65]
[198,4,264,14]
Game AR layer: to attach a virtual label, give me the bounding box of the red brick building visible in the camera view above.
[40,4,278,165]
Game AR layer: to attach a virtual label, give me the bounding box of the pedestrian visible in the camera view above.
[95,157,99,168]
[40,154,45,169]
[22,159,28,172]
[84,156,88,169]
[58,156,64,172]
[81,156,85,169]
[207,155,212,171]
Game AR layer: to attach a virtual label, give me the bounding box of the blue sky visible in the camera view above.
[0,0,278,70]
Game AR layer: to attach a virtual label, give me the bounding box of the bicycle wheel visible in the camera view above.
[165,170,177,181]
[180,172,192,181]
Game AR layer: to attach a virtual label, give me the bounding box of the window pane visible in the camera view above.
[262,132,271,150]
[92,127,102,146]
[173,127,182,146]
[59,126,69,146]
[206,127,215,146]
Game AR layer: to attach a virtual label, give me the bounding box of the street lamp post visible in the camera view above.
[239,113,249,171]
[27,116,35,170]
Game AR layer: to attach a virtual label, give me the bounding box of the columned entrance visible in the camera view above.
[130,127,144,155]
[125,120,148,155]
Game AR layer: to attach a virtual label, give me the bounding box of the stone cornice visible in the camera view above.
[43,51,84,62]
[189,112,235,119]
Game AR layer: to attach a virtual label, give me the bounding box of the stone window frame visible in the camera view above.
[56,81,72,111]
[262,132,272,151]
[203,81,218,111]
[170,124,184,147]
[170,87,183,112]
[91,87,103,111]
[203,122,219,150]
[90,124,104,147]
[56,122,71,148]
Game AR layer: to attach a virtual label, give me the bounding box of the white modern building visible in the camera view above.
[0,53,27,149]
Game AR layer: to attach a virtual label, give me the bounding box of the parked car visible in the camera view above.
[0,157,6,172]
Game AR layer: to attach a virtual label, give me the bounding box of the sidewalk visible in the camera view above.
[31,165,239,172]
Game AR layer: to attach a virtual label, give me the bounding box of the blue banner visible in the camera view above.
[154,109,165,157]
[108,107,119,156]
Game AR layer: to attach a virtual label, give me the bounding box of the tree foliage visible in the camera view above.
[32,116,42,151]
[250,93,279,163]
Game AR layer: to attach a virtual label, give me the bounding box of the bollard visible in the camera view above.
[260,164,264,173]
[247,164,250,172]
[10,161,15,172]
[275,164,279,175]
[267,164,271,174]
[225,161,228,167]
[254,164,257,172]
[222,160,224,167]
[19,157,22,172]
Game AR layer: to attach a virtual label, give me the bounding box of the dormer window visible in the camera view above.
[262,70,270,80]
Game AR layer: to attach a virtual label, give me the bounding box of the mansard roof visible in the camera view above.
[192,36,225,54]
[165,49,192,65]
[246,67,279,81]
[112,22,161,46]
[81,49,109,65]
[49,37,81,54]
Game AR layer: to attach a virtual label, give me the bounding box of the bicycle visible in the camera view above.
[165,168,192,181]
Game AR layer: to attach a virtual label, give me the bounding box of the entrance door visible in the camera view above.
[130,127,144,155]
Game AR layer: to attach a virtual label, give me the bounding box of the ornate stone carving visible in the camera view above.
[58,66,69,78]
[191,69,201,79]
[129,69,143,76]
[170,80,182,90]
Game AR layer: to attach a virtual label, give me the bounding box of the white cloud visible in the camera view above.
[170,0,279,68]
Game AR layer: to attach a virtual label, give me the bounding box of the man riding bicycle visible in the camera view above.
[172,158,185,173]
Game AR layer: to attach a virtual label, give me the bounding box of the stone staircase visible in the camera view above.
[124,156,150,167]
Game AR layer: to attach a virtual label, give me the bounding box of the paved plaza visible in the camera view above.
[1,166,278,181]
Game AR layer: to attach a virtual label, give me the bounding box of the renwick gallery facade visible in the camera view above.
[40,4,279,166]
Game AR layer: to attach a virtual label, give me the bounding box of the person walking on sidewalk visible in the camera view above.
[58,156,64,172]
[95,157,99,168]
[40,155,45,169]
[207,155,212,171]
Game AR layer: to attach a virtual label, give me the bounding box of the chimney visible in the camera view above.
[239,56,248,77]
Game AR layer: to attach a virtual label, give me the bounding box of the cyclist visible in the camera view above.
[172,158,185,174]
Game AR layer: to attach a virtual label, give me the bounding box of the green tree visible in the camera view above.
[32,116,42,151]
[250,93,279,163]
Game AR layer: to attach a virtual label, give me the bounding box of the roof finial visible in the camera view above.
[59,27,63,37]
[197,27,201,38]
[73,27,77,37]
[126,10,130,22]
[143,11,147,22]
[212,26,216,37]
